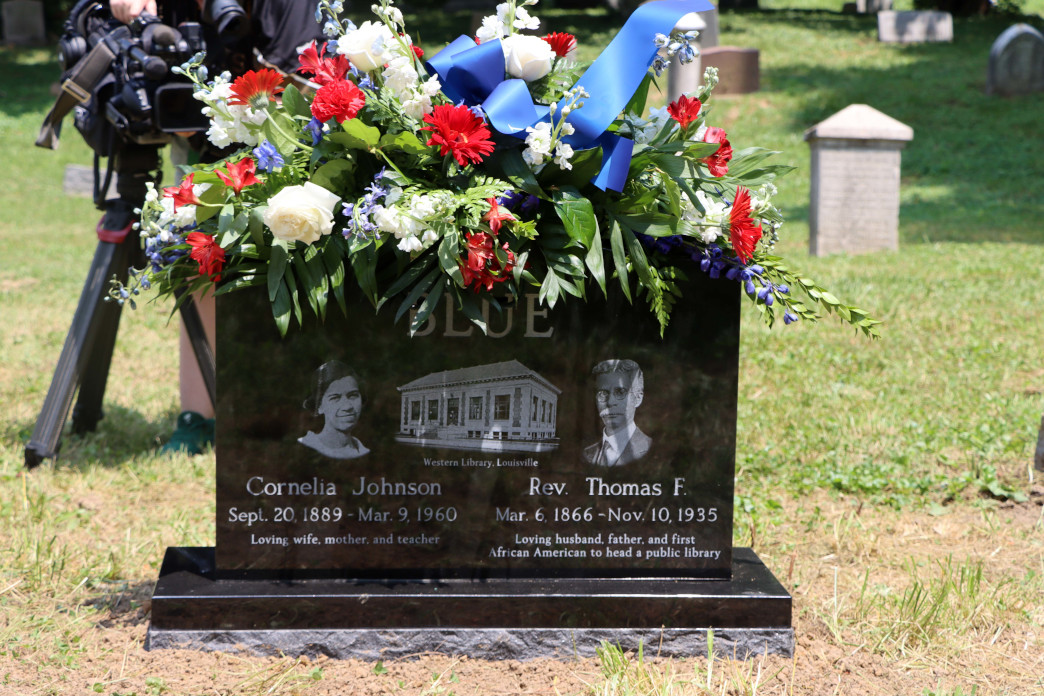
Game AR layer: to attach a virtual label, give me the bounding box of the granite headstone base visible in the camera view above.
[147,547,793,659]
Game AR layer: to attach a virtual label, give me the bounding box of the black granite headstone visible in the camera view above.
[147,268,793,658]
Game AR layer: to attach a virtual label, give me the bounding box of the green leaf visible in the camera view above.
[381,253,436,305]
[485,147,544,197]
[261,111,300,155]
[320,238,348,316]
[379,130,429,155]
[457,291,488,333]
[621,226,653,287]
[609,218,631,302]
[394,266,441,324]
[268,241,289,302]
[410,277,446,334]
[194,184,227,224]
[249,207,267,249]
[310,158,355,192]
[291,248,322,319]
[283,263,304,326]
[624,73,653,117]
[328,120,382,150]
[538,266,562,307]
[348,240,379,306]
[553,187,598,246]
[281,84,311,119]
[437,230,464,286]
[272,280,292,336]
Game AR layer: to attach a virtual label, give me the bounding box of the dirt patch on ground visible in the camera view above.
[2,489,1042,696]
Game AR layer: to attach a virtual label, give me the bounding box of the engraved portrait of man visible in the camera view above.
[583,359,652,467]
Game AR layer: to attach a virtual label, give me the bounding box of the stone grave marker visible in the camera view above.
[668,12,709,102]
[986,24,1044,97]
[856,0,892,12]
[804,104,913,256]
[146,268,793,659]
[1,0,46,45]
[700,46,759,94]
[877,10,953,44]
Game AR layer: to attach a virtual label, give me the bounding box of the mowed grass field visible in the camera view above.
[1,4,1043,694]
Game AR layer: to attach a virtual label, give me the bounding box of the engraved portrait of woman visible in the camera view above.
[298,361,370,459]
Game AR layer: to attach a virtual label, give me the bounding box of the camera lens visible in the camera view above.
[202,0,248,39]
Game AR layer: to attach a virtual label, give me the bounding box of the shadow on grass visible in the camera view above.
[9,403,180,470]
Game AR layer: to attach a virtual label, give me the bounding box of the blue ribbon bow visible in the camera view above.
[426,0,714,192]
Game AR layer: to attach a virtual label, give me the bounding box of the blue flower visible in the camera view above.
[253,140,284,172]
[304,117,324,146]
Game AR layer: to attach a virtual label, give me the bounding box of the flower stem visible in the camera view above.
[266,113,313,153]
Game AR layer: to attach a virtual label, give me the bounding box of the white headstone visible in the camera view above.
[2,0,46,45]
[804,104,914,256]
[877,10,953,44]
[986,24,1044,97]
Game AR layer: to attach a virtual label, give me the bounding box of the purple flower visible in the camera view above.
[252,140,284,172]
[305,117,324,146]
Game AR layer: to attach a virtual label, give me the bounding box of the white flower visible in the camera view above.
[524,121,553,155]
[553,142,574,170]
[501,34,554,82]
[421,75,442,97]
[522,147,545,167]
[383,54,419,98]
[397,235,423,253]
[336,21,393,72]
[205,121,232,148]
[475,15,505,43]
[512,6,540,31]
[262,182,341,245]
[401,93,433,120]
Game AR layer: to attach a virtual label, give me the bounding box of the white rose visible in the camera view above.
[336,21,393,72]
[502,35,554,82]
[263,182,341,245]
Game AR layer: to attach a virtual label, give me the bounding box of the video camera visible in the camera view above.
[40,0,248,153]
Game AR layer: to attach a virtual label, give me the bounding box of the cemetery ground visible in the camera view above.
[2,2,1044,694]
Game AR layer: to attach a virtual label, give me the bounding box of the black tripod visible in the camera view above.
[24,144,216,468]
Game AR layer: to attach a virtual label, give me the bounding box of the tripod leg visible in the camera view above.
[71,231,137,434]
[24,239,126,467]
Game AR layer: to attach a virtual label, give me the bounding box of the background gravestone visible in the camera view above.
[700,46,759,94]
[805,104,913,257]
[877,11,953,43]
[986,24,1044,97]
[146,269,793,659]
[856,0,893,13]
[1,0,46,45]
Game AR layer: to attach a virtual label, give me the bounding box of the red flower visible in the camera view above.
[162,173,202,211]
[228,68,285,109]
[482,197,514,235]
[311,79,367,124]
[187,232,226,281]
[297,41,351,86]
[702,126,733,177]
[215,157,261,196]
[543,32,577,58]
[420,104,495,167]
[460,231,516,292]
[667,95,702,128]
[729,187,762,264]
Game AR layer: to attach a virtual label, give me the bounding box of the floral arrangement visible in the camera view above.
[122,0,879,339]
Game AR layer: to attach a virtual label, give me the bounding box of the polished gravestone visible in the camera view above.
[147,269,793,658]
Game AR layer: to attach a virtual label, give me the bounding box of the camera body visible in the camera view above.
[57,0,245,150]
